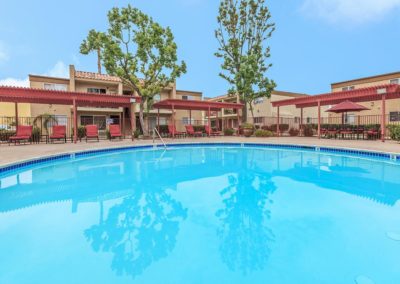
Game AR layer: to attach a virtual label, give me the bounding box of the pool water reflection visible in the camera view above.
[0,146,400,283]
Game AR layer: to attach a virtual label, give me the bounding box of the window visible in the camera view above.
[254,98,264,105]
[253,117,263,124]
[181,95,192,100]
[87,88,106,94]
[345,114,355,124]
[80,115,106,130]
[342,86,355,91]
[182,117,194,125]
[390,112,400,122]
[54,115,67,126]
[390,79,400,85]
[44,83,68,91]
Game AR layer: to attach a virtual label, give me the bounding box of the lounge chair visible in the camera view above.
[9,125,33,145]
[185,125,203,137]
[109,124,122,140]
[205,125,221,136]
[85,125,99,142]
[168,125,185,138]
[49,125,66,143]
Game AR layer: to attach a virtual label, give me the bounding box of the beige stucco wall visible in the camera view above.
[0,102,31,118]
[331,74,400,119]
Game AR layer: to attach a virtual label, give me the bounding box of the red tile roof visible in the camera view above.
[75,71,122,82]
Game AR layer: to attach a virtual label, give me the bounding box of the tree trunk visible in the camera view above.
[97,49,102,74]
[242,102,248,123]
[139,101,147,136]
[249,103,255,124]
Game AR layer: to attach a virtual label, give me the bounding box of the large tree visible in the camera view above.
[80,30,106,74]
[215,0,276,122]
[80,5,186,135]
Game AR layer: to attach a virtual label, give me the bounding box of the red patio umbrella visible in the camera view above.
[326,100,370,113]
[326,100,370,132]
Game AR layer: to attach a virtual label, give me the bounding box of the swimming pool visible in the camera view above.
[0,144,399,283]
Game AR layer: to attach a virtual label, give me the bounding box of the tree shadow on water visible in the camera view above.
[216,171,276,275]
[84,187,187,278]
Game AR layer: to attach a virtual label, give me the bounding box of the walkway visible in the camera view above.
[1,137,399,167]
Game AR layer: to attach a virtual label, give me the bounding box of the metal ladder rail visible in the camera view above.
[153,127,167,148]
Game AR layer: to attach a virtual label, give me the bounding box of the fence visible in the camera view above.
[250,114,400,137]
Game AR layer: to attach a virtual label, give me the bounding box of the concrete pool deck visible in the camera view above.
[1,136,399,167]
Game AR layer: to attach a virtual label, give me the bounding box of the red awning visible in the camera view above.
[272,84,400,108]
[326,100,370,113]
[153,99,243,111]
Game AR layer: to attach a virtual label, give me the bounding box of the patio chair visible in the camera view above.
[85,125,99,142]
[185,125,203,137]
[8,125,33,145]
[365,129,380,140]
[168,125,185,138]
[109,124,122,141]
[205,125,221,136]
[49,125,66,143]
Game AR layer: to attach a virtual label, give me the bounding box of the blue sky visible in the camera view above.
[0,0,400,97]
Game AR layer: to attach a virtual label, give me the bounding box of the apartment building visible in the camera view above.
[331,71,400,122]
[208,90,317,129]
[25,65,202,133]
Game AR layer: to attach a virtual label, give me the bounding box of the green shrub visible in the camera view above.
[289,128,300,136]
[254,129,274,137]
[387,125,400,141]
[158,125,169,134]
[106,129,111,139]
[241,123,254,129]
[303,125,314,137]
[193,126,205,133]
[31,127,41,142]
[224,128,235,136]
[133,129,141,139]
[0,129,16,141]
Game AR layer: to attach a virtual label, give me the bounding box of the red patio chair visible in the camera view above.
[49,125,66,143]
[185,125,203,137]
[168,125,185,138]
[109,124,122,140]
[9,125,33,145]
[205,125,221,136]
[85,125,99,142]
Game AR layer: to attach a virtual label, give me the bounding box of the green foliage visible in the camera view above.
[80,30,107,74]
[74,126,87,139]
[0,129,15,142]
[254,129,274,137]
[133,129,141,139]
[31,127,41,143]
[289,128,300,137]
[157,125,169,135]
[387,125,400,141]
[215,0,276,122]
[303,125,314,137]
[224,128,235,136]
[106,129,111,139]
[81,5,186,134]
[241,123,254,129]
[193,126,205,132]
[33,113,58,135]
[262,124,289,132]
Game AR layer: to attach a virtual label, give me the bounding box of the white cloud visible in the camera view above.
[46,61,69,78]
[301,0,400,24]
[0,77,29,87]
[0,61,69,87]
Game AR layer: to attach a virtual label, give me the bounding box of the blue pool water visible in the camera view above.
[1,145,400,284]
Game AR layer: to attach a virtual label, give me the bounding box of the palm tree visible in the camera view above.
[33,113,58,135]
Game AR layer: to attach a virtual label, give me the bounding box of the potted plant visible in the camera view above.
[224,128,235,136]
[241,123,254,137]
